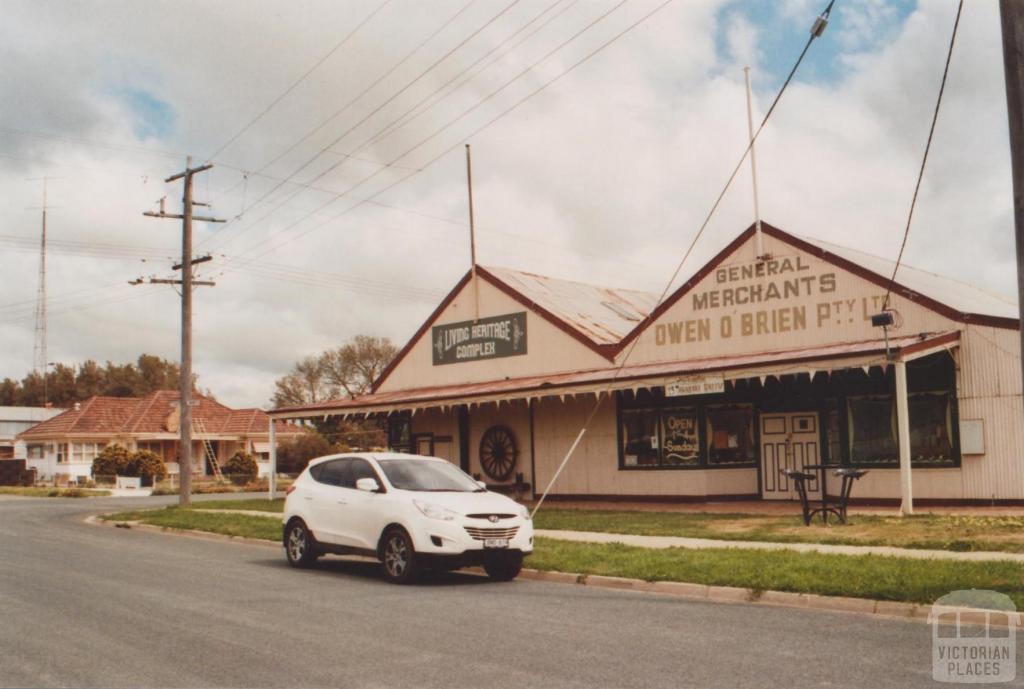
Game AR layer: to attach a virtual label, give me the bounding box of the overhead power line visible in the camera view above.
[881,0,964,311]
[214,0,639,271]
[531,0,839,516]
[200,0,526,256]
[204,0,394,162]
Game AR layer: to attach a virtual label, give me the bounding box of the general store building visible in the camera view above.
[269,223,1023,506]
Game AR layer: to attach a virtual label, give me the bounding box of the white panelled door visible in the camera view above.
[760,412,821,500]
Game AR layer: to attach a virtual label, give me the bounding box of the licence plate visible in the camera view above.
[483,537,509,549]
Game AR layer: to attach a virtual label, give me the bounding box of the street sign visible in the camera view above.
[665,375,725,397]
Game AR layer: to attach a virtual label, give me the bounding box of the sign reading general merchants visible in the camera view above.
[665,375,725,397]
[432,312,527,365]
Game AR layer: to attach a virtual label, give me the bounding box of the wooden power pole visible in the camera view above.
[138,158,222,507]
[1001,0,1024,417]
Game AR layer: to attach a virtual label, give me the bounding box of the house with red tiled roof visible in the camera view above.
[17,390,303,481]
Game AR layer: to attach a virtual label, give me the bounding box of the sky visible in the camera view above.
[0,0,1014,409]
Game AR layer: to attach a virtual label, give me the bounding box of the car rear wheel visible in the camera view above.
[483,551,523,581]
[381,528,419,584]
[284,520,319,568]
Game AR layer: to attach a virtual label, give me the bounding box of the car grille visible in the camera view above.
[465,513,516,520]
[464,526,520,541]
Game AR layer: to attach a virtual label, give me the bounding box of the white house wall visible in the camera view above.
[376,277,612,393]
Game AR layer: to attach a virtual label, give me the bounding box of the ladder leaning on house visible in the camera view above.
[191,416,224,480]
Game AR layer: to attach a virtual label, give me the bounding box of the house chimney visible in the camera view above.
[74,402,81,411]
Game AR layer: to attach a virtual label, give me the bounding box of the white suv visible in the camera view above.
[283,452,534,584]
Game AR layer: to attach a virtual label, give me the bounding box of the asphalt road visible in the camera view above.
[0,494,1012,689]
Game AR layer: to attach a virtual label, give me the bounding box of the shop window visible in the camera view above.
[387,414,412,453]
[910,392,954,464]
[825,399,842,464]
[660,407,700,466]
[621,408,659,466]
[847,392,956,466]
[706,405,756,465]
[848,396,897,465]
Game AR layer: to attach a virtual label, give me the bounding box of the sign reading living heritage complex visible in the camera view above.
[432,312,527,365]
[652,254,891,347]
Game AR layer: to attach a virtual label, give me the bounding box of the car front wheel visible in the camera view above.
[381,528,419,584]
[483,551,523,581]
[284,520,319,568]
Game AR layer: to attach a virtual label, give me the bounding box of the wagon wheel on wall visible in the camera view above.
[479,426,518,482]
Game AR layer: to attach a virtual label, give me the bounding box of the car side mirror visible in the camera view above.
[356,477,380,493]
[475,480,487,490]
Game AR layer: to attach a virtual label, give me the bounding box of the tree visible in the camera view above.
[275,432,331,474]
[0,354,194,406]
[75,360,104,399]
[0,378,18,405]
[271,335,397,407]
[322,335,397,399]
[47,364,77,407]
[272,355,334,407]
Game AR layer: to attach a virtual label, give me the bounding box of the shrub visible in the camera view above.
[276,432,331,474]
[92,444,132,478]
[223,451,258,485]
[130,450,168,484]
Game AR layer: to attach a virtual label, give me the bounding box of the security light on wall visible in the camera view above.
[870,312,895,328]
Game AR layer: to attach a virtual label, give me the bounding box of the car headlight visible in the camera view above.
[519,504,532,521]
[413,500,458,521]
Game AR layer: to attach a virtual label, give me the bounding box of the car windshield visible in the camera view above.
[377,459,483,492]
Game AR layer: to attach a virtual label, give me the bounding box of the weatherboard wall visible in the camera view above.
[408,402,533,487]
[530,396,756,498]
[624,232,958,367]
[376,276,611,393]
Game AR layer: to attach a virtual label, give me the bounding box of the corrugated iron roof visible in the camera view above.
[273,332,959,417]
[484,266,659,345]
[795,234,1018,320]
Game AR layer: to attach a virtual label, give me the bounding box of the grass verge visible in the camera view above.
[0,486,111,498]
[532,509,1024,553]
[529,538,1024,608]
[98,507,1024,607]
[190,498,284,513]
[101,507,281,541]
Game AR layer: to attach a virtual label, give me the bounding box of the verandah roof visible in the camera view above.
[269,331,960,420]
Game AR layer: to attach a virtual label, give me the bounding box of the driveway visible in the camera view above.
[0,494,1001,688]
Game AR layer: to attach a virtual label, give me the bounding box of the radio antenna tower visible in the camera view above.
[30,178,51,378]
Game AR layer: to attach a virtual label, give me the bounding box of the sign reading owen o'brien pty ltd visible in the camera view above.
[432,312,527,365]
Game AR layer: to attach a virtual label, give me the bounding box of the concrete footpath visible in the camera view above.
[534,528,1024,562]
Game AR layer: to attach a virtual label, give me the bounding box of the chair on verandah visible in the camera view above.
[832,468,869,523]
[780,468,817,526]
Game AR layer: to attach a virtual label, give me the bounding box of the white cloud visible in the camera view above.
[0,0,1015,407]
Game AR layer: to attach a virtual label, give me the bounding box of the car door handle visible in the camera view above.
[304,496,313,500]
[337,500,347,505]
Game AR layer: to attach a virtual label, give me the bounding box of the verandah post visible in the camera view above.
[894,359,914,515]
